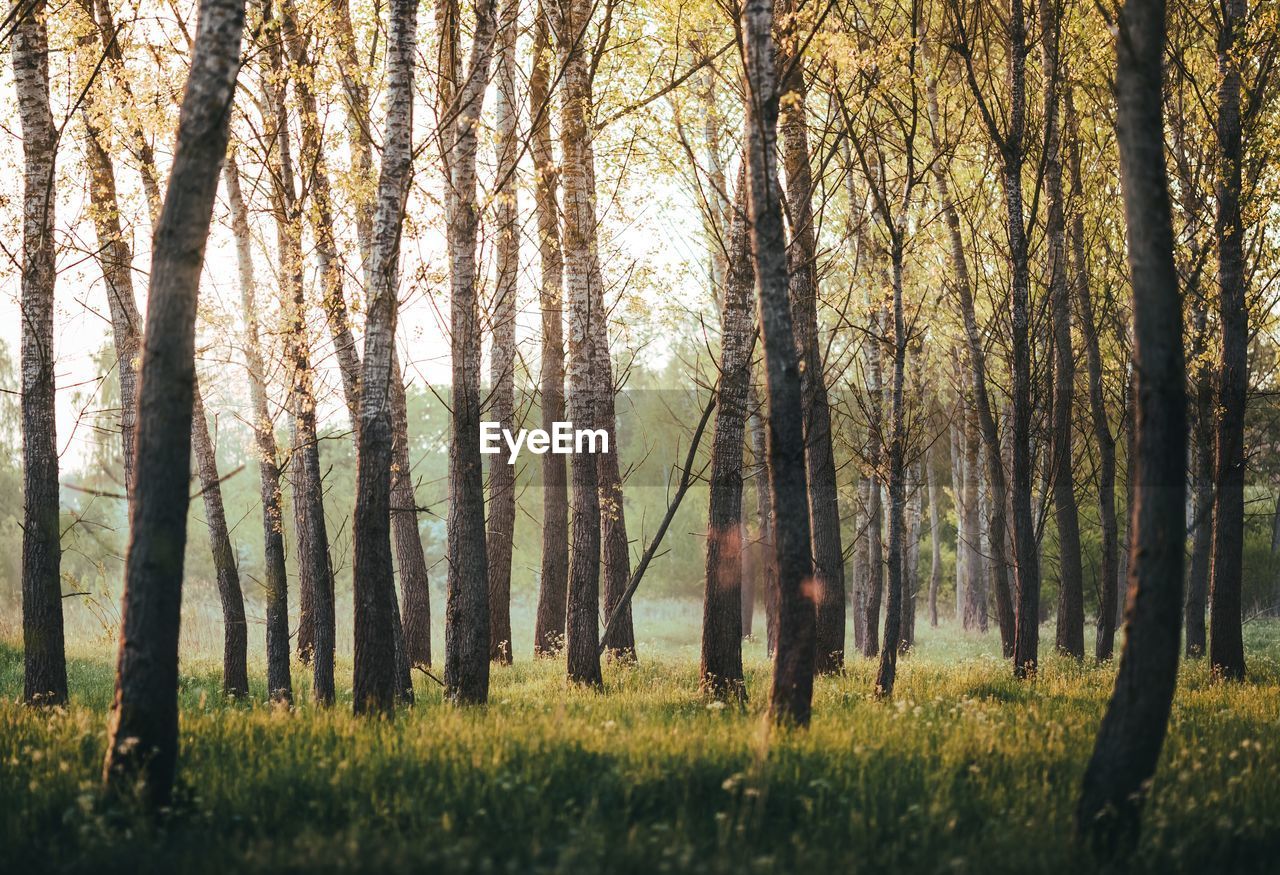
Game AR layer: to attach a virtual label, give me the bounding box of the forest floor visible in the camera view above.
[1,614,1278,874]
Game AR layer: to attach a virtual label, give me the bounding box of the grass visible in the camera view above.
[1,608,1278,874]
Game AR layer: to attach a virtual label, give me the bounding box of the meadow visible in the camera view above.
[2,600,1278,874]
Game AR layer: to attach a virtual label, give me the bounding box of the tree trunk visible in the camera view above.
[875,247,907,697]
[1185,386,1213,656]
[191,386,249,697]
[14,4,66,707]
[863,305,885,657]
[531,3,569,657]
[743,0,816,727]
[949,410,967,624]
[351,0,419,714]
[103,0,245,805]
[589,190,636,663]
[779,11,845,673]
[80,76,141,498]
[389,356,432,669]
[281,0,361,421]
[1065,91,1119,662]
[963,395,986,630]
[1208,0,1247,682]
[748,384,779,654]
[701,167,752,701]
[925,45,1016,655]
[1041,0,1085,659]
[486,0,519,665]
[1076,0,1185,852]
[557,0,603,687]
[444,0,498,702]
[225,153,292,701]
[927,440,942,627]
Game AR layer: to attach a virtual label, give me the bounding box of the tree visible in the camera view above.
[13,1,67,707]
[778,0,846,674]
[444,0,499,703]
[742,0,816,727]
[225,152,292,702]
[1040,0,1085,659]
[1065,89,1119,661]
[1076,0,1186,853]
[701,168,752,702]
[257,0,337,704]
[558,0,604,687]
[103,0,246,805]
[532,2,570,657]
[353,0,420,715]
[487,0,520,665]
[1209,0,1247,682]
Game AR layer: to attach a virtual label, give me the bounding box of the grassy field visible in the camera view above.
[1,606,1278,874]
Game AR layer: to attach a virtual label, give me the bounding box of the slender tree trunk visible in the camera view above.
[925,46,1016,655]
[103,0,245,805]
[281,0,361,420]
[190,387,249,697]
[779,9,845,673]
[389,356,432,669]
[588,187,635,662]
[701,168,752,701]
[14,4,66,707]
[903,464,921,649]
[444,0,499,702]
[963,397,985,629]
[950,410,967,624]
[1076,0,1185,852]
[927,440,942,627]
[486,0,520,665]
[743,0,816,726]
[80,81,141,498]
[863,305,885,656]
[1065,92,1119,661]
[225,153,292,701]
[1186,388,1213,656]
[557,0,603,687]
[748,384,779,654]
[253,3,331,698]
[352,0,419,714]
[1040,0,1085,659]
[1209,0,1247,682]
[531,3,569,657]
[875,247,907,696]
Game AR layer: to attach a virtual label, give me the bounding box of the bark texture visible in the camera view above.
[779,9,845,673]
[353,0,419,714]
[557,0,604,687]
[14,4,67,707]
[743,0,816,727]
[444,0,498,703]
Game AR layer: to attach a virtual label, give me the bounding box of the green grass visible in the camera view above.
[1,616,1279,874]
